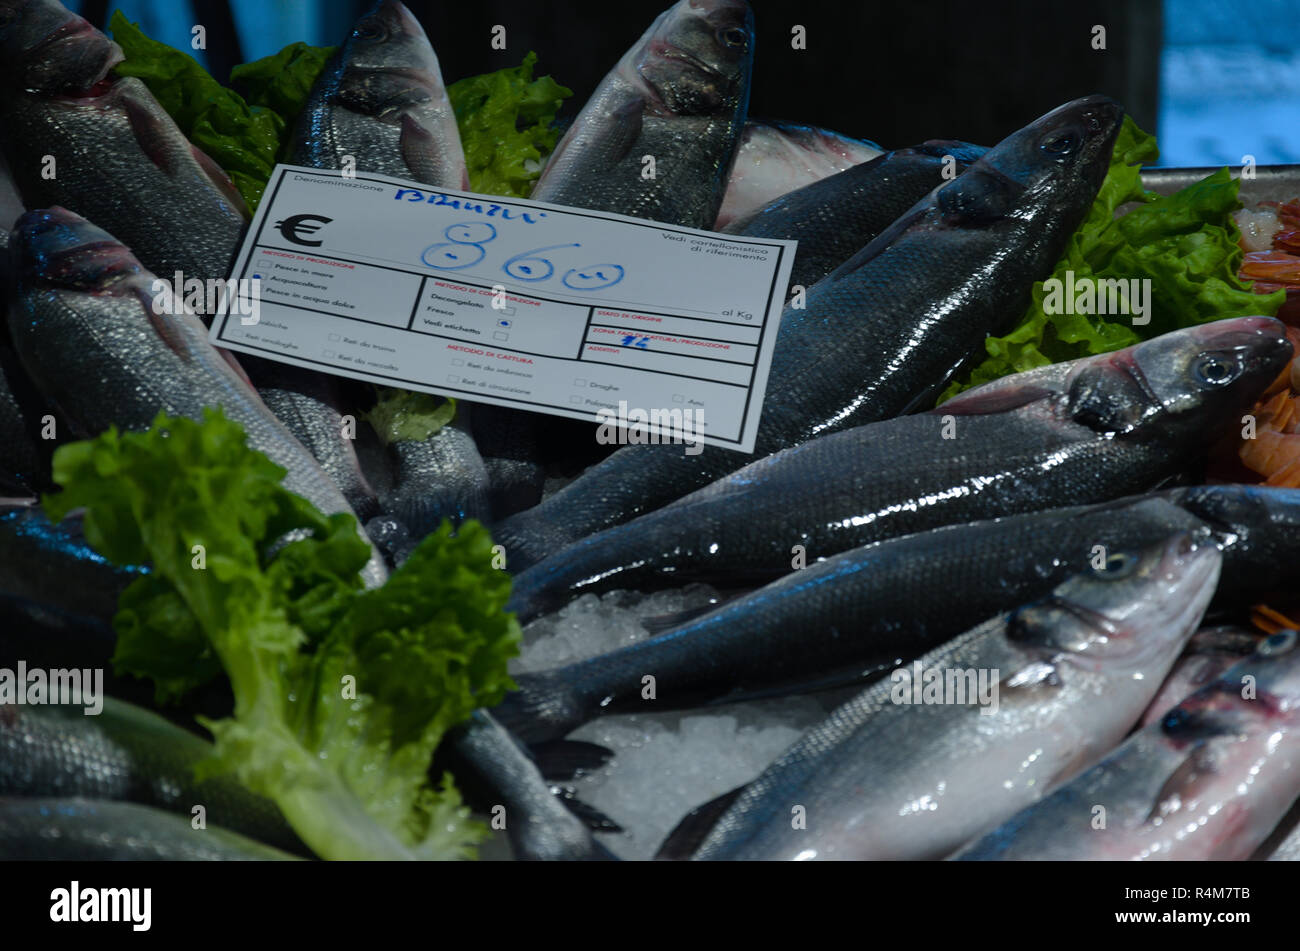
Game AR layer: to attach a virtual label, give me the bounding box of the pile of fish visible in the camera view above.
[2,0,1300,862]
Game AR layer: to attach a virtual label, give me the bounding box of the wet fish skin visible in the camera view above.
[0,335,45,495]
[956,629,1300,860]
[378,407,491,538]
[729,140,987,290]
[530,0,755,228]
[0,0,246,296]
[1139,626,1263,728]
[712,118,883,230]
[472,403,546,521]
[492,486,1300,743]
[439,711,615,861]
[0,796,298,860]
[7,207,386,586]
[495,95,1125,569]
[291,0,466,187]
[0,699,307,854]
[508,318,1290,621]
[689,534,1217,860]
[0,503,143,620]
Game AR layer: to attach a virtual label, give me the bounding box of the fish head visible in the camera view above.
[974,95,1123,203]
[12,207,142,293]
[333,0,443,117]
[0,0,121,94]
[1063,317,1293,439]
[633,0,754,117]
[1005,532,1219,674]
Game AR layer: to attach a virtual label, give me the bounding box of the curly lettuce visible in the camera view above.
[44,411,520,860]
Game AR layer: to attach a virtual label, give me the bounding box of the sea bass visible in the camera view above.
[0,796,298,860]
[493,485,1300,743]
[686,534,1217,860]
[496,95,1125,569]
[729,140,987,291]
[1139,626,1263,727]
[530,0,754,227]
[0,699,306,854]
[6,207,386,586]
[508,318,1290,622]
[291,0,466,186]
[0,0,246,296]
[957,629,1300,860]
[713,118,883,230]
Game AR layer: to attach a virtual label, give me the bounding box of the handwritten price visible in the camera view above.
[421,222,625,291]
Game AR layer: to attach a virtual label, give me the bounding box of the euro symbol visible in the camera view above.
[275,213,333,247]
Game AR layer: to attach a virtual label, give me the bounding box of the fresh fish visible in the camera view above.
[729,140,987,291]
[472,403,546,521]
[251,372,380,522]
[713,118,883,230]
[530,0,755,228]
[0,699,306,854]
[496,95,1125,569]
[0,146,25,234]
[686,534,1217,860]
[6,208,386,586]
[275,0,465,522]
[290,0,466,187]
[374,403,490,538]
[1139,626,1263,727]
[0,796,298,860]
[1262,804,1300,860]
[956,629,1300,860]
[493,485,1300,743]
[0,503,142,620]
[438,711,615,861]
[0,0,246,298]
[508,318,1290,622]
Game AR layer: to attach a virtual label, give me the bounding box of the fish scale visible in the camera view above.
[687,534,1218,860]
[495,95,1126,569]
[507,317,1291,621]
[491,485,1300,743]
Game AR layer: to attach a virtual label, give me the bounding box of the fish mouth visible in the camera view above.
[23,14,121,94]
[645,37,726,80]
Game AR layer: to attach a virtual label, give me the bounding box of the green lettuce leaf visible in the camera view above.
[109,12,334,210]
[448,51,572,197]
[43,410,519,860]
[365,388,457,445]
[939,118,1286,402]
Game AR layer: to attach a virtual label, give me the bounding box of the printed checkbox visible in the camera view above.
[672,393,685,402]
[493,331,510,341]
[327,333,341,342]
[499,307,515,317]
[322,350,336,358]
[573,378,587,387]
[452,358,465,367]
[447,375,460,384]
[569,395,583,404]
[255,258,272,270]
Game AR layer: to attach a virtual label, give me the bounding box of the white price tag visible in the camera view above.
[211,165,796,452]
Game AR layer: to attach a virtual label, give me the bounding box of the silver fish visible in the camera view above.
[7,207,386,586]
[0,796,298,860]
[530,0,754,227]
[957,629,1300,860]
[290,0,466,187]
[685,534,1217,860]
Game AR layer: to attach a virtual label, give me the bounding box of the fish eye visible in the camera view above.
[1260,630,1298,655]
[718,27,748,48]
[1095,552,1137,578]
[355,20,386,41]
[1040,132,1078,156]
[1192,351,1243,388]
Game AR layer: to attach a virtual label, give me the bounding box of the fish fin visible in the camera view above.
[824,202,927,282]
[528,739,613,781]
[122,93,188,178]
[601,98,646,167]
[1143,741,1219,826]
[398,113,452,186]
[551,786,623,833]
[655,786,746,860]
[930,384,1055,416]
